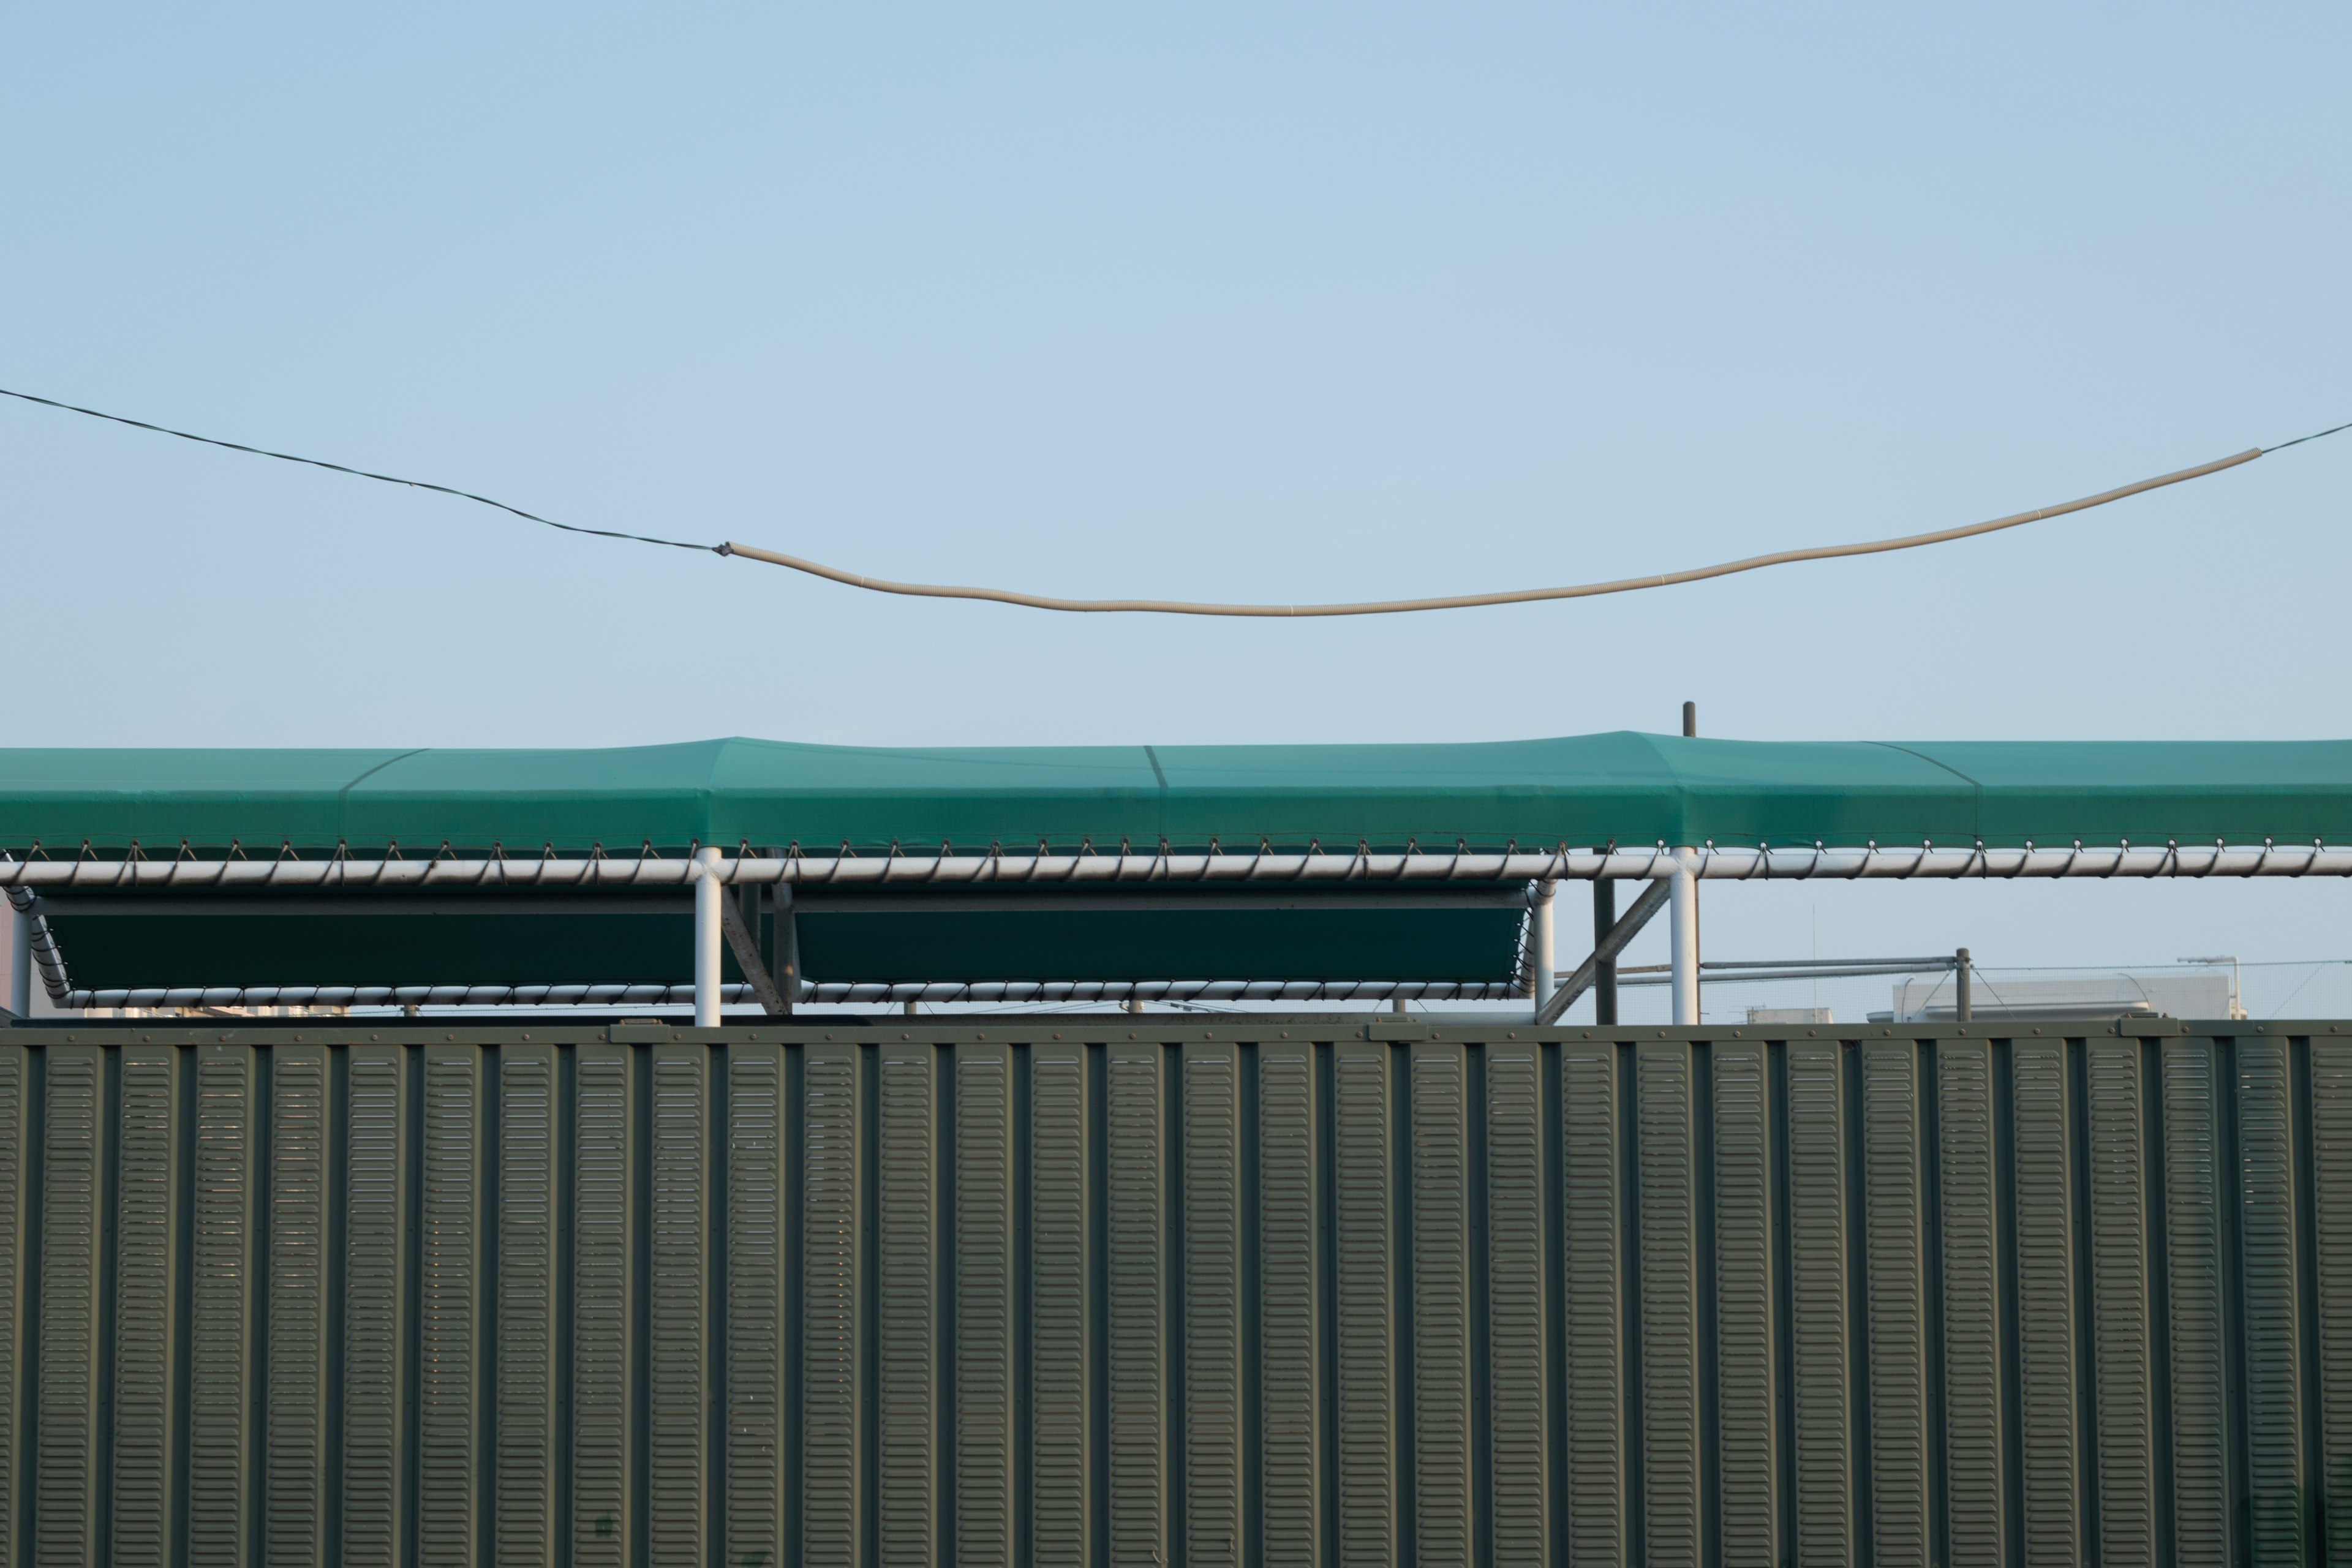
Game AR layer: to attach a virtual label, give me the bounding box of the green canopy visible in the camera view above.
[11,733,2348,995]
[6,732,2351,853]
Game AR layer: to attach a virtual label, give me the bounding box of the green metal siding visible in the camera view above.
[0,1019,2346,1562]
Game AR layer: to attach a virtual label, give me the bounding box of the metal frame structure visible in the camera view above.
[11,838,2352,1024]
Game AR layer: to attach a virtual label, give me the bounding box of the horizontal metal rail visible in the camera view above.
[1617,956,1963,985]
[64,978,1525,1009]
[9,839,2352,890]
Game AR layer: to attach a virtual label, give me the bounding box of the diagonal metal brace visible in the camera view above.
[1536,878,1672,1025]
[718,888,793,1016]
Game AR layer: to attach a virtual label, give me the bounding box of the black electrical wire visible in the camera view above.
[0,385,719,553]
[3,384,2344,614]
[2267,418,2352,454]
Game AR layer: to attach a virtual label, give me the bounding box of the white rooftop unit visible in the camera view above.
[1747,1006,1834,1025]
[1874,969,2244,1024]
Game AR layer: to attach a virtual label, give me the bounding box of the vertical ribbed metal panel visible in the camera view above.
[34,1045,101,1568]
[1332,1041,1393,1568]
[954,1042,1013,1568]
[648,1046,707,1568]
[2240,1036,2307,1562]
[1711,1040,1774,1567]
[2160,1038,2228,1564]
[189,1045,255,1568]
[266,1045,330,1568]
[1104,1041,1166,1567]
[1183,1042,1241,1568]
[2084,1040,2154,1564]
[573,1042,632,1567]
[876,1045,933,1568]
[1636,1041,1699,1568]
[1936,1039,2002,1567]
[419,1046,480,1568]
[800,1041,858,1568]
[3,1020,2351,1566]
[1257,1041,1317,1568]
[1028,1042,1086,1568]
[497,1044,558,1568]
[2316,1038,2352,1562]
[1560,1038,1623,1566]
[1411,1043,1471,1568]
[2011,1038,2079,1564]
[0,1046,23,1568]
[1483,1043,1546,1566]
[1785,1039,1851,1565]
[1860,1041,1928,1568]
[726,1043,787,1568]
[343,1044,407,1568]
[111,1046,177,1568]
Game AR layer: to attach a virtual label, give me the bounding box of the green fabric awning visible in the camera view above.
[10,733,2345,993]
[41,900,1526,990]
[6,732,2351,853]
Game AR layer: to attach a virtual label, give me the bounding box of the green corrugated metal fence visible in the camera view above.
[0,1017,2348,1564]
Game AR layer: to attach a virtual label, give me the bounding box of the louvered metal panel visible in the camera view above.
[2162,1038,2230,1564]
[1860,1041,1928,1568]
[1711,1041,1776,1567]
[1559,1039,1624,1566]
[1027,1041,1086,1568]
[2085,1041,2153,1565]
[1256,1042,1317,1568]
[954,1043,1013,1568]
[1183,1043,1242,1568]
[1635,1042,1699,1568]
[1409,1043,1471,1568]
[110,1047,175,1568]
[2011,1038,2079,1564]
[2241,1038,2307,1562]
[1484,1044,1548,1567]
[1785,1039,1852,1565]
[1936,1040,2003,1567]
[266,1044,328,1568]
[0,1017,2346,1565]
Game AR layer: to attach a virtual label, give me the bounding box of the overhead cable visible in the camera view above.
[719,447,2268,616]
[4,385,2343,616]
[0,385,715,553]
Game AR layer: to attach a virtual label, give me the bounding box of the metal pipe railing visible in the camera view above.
[7,840,2351,890]
[60,978,1528,1011]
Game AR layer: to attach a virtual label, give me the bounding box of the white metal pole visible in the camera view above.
[693,846,723,1027]
[7,902,29,1018]
[1529,881,1555,1021]
[1668,848,1699,1025]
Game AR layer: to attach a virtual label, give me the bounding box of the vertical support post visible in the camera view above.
[1679,701,1702,976]
[774,886,799,1014]
[6,900,28,1019]
[693,846,723,1027]
[1955,948,1972,1023]
[1529,881,1556,1021]
[1593,880,1618,1026]
[1668,850,1699,1027]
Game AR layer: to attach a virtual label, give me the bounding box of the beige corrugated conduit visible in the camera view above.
[720,448,2275,616]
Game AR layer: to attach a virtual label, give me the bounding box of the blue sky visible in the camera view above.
[4,4,2347,1014]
